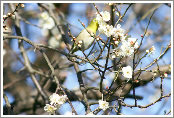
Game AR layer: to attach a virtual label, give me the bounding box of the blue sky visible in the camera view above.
[3,3,171,115]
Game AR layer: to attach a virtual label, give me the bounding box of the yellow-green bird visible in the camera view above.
[70,18,99,54]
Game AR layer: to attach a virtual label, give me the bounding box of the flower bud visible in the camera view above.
[146,50,149,53]
[4,26,8,30]
[7,13,12,17]
[164,73,168,77]
[21,4,25,7]
[11,14,15,19]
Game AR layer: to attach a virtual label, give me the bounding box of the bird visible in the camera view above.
[70,18,99,54]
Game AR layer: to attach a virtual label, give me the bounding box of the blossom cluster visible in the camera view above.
[39,11,63,49]
[44,93,68,115]
[95,11,139,58]
[39,11,55,29]
[95,11,155,80]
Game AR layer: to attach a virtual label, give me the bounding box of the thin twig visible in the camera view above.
[9,3,49,103]
[3,91,13,115]
[121,93,171,108]
[135,8,157,53]
[115,3,133,27]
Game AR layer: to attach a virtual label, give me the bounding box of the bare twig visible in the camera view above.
[9,3,49,103]
[3,91,13,115]
[115,3,133,27]
[121,93,171,108]
[135,8,157,54]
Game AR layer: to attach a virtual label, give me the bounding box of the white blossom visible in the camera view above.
[21,4,25,8]
[113,24,125,39]
[40,12,50,20]
[96,11,110,23]
[120,41,134,57]
[122,65,133,78]
[49,93,67,106]
[99,100,109,111]
[43,17,55,29]
[153,72,157,76]
[110,28,117,36]
[96,13,103,25]
[164,73,168,77]
[146,50,149,53]
[7,13,11,17]
[57,95,68,105]
[120,41,130,51]
[104,25,114,37]
[3,15,7,18]
[98,22,107,34]
[98,24,116,37]
[48,37,59,49]
[111,54,116,59]
[44,104,57,114]
[96,37,100,41]
[114,40,119,45]
[123,47,134,57]
[39,12,55,29]
[78,40,83,48]
[100,11,110,22]
[49,93,59,105]
[128,38,138,49]
[149,46,156,54]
